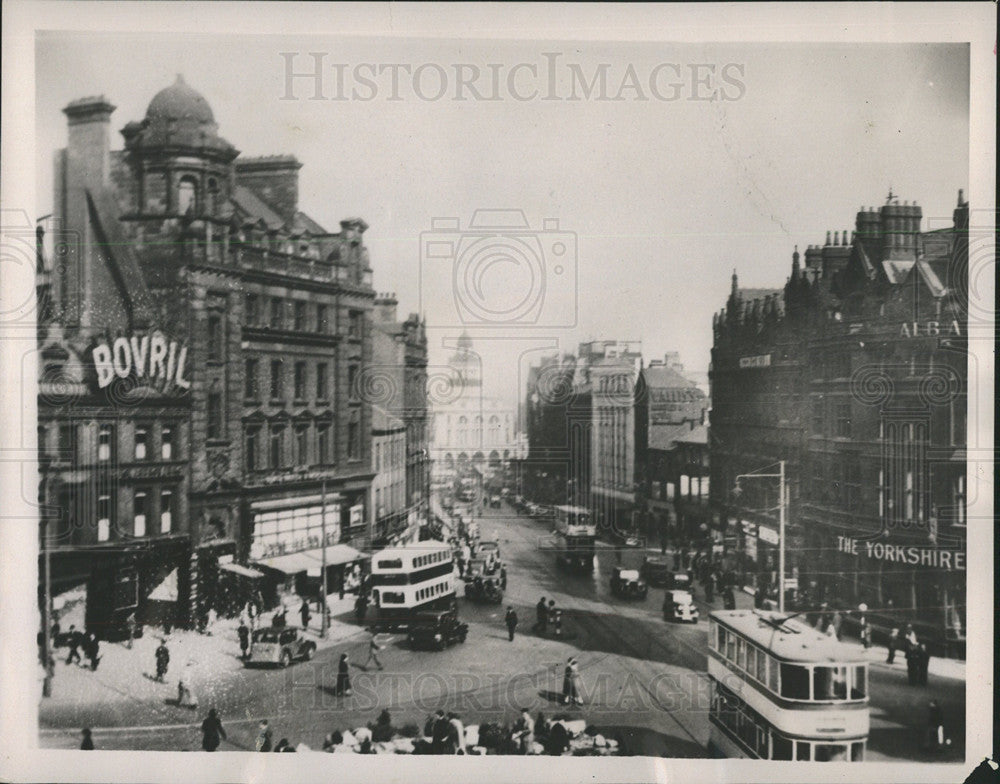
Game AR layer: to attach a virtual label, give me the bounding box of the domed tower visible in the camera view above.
[449,331,482,389]
[120,76,239,260]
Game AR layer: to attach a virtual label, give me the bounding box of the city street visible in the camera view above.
[39,500,964,760]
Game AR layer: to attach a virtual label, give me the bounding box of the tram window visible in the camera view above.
[851,665,867,699]
[814,666,848,700]
[736,638,746,669]
[851,741,865,762]
[795,741,811,760]
[746,645,757,677]
[779,664,810,699]
[716,624,725,651]
[756,649,768,684]
[725,631,736,661]
[767,656,779,692]
[814,743,848,762]
[771,734,793,760]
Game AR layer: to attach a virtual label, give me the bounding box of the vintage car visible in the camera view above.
[478,539,501,562]
[663,589,699,623]
[246,626,317,667]
[610,566,648,599]
[667,570,693,590]
[640,555,672,587]
[407,608,469,650]
[465,573,504,604]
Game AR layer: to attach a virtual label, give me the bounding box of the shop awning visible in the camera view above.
[254,552,320,575]
[219,562,265,579]
[299,544,368,567]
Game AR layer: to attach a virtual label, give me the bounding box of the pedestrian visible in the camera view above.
[754,585,764,610]
[545,717,569,756]
[237,620,250,660]
[65,624,82,666]
[154,639,170,681]
[925,700,946,752]
[904,623,918,651]
[200,707,226,751]
[273,738,293,752]
[917,643,930,686]
[447,712,466,754]
[887,627,899,664]
[832,611,843,640]
[535,596,548,633]
[562,657,581,705]
[824,619,837,639]
[705,572,715,603]
[906,642,920,685]
[430,710,449,754]
[354,592,368,624]
[859,615,871,649]
[125,612,137,649]
[723,586,736,611]
[247,600,258,631]
[85,632,101,671]
[364,632,384,670]
[178,661,197,709]
[505,606,518,642]
[300,599,312,631]
[513,707,535,754]
[336,652,352,696]
[80,728,94,750]
[255,719,273,752]
[500,564,508,591]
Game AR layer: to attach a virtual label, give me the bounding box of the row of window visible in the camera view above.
[709,620,867,702]
[244,358,354,403]
[709,684,865,761]
[93,488,175,542]
[44,422,177,465]
[245,417,362,471]
[244,294,363,338]
[375,438,405,471]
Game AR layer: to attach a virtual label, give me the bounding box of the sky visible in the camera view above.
[35,35,969,408]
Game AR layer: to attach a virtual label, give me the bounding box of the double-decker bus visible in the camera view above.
[369,541,457,630]
[553,505,596,570]
[707,610,870,762]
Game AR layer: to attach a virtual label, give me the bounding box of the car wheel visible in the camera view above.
[436,639,446,651]
[280,650,292,668]
[303,643,315,661]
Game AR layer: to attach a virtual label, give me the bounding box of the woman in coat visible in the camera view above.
[200,708,226,751]
[562,658,581,705]
[336,653,352,696]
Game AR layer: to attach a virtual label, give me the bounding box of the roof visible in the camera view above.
[642,365,699,390]
[230,185,286,230]
[738,287,781,302]
[254,544,367,575]
[675,424,708,445]
[648,423,694,451]
[146,75,214,124]
[372,405,405,433]
[711,610,868,664]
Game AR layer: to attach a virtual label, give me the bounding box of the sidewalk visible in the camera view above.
[40,594,368,728]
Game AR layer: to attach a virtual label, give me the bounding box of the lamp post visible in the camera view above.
[734,460,787,613]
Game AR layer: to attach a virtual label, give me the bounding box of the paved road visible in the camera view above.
[40,501,964,761]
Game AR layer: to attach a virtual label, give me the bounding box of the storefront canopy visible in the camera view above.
[254,545,368,575]
[254,551,321,576]
[219,562,265,579]
[299,544,368,567]
[148,568,178,602]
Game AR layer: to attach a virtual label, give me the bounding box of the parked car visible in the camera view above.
[465,574,504,604]
[407,608,469,650]
[479,539,501,563]
[640,556,672,587]
[663,589,699,623]
[610,567,648,599]
[667,570,694,590]
[489,495,502,508]
[246,626,317,667]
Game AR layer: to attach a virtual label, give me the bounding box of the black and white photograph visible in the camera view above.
[0,3,995,783]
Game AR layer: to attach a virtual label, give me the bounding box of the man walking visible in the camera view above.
[255,719,273,752]
[154,639,170,682]
[354,592,369,624]
[505,606,518,642]
[535,597,548,634]
[200,708,226,752]
[886,627,900,664]
[85,632,101,671]
[65,625,83,666]
[300,599,312,631]
[364,632,384,670]
[237,620,250,660]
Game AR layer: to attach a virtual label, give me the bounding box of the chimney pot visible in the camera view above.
[825,231,832,246]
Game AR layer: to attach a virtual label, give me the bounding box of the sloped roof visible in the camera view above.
[230,185,285,230]
[648,423,693,451]
[912,259,948,298]
[294,210,327,235]
[372,405,405,433]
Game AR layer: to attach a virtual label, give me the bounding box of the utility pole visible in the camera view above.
[734,459,788,613]
[42,516,52,697]
[320,480,328,639]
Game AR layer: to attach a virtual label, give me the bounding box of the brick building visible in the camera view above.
[40,77,377,632]
[710,190,968,651]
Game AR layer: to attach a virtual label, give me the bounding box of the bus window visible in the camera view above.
[767,655,779,691]
[851,665,867,699]
[746,644,757,678]
[377,558,403,569]
[851,741,865,761]
[708,621,717,650]
[814,666,848,700]
[736,637,746,670]
[382,592,404,604]
[725,630,736,661]
[755,648,767,684]
[716,624,726,652]
[795,741,811,760]
[779,663,810,700]
[771,733,793,760]
[814,743,848,762]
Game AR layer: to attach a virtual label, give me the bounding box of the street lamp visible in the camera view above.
[733,460,788,613]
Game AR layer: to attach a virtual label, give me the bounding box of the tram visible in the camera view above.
[553,505,596,571]
[707,609,870,761]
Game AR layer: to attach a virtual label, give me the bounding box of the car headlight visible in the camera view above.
[434,633,442,640]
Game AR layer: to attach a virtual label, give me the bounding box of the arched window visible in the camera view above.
[177,176,198,215]
[206,178,218,214]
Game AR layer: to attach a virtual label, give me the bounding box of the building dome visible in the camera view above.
[146,75,215,125]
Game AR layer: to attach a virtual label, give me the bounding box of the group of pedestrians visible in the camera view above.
[533,597,563,636]
[64,625,101,671]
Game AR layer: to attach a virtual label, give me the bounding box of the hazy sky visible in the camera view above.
[35,35,969,406]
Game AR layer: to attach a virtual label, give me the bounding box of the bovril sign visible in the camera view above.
[91,332,191,392]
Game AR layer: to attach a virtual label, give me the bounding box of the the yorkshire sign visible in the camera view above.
[92,332,191,391]
[836,535,965,571]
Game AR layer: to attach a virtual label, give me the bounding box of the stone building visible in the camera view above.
[40,77,377,631]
